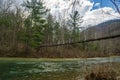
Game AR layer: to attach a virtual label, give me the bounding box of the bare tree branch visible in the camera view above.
[110,0,120,15]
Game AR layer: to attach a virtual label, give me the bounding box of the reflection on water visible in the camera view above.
[0,57,120,80]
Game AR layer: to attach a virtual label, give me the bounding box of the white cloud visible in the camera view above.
[43,0,120,27]
[82,7,120,27]
[94,3,100,7]
[43,0,94,24]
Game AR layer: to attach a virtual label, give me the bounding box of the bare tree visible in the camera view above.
[0,0,15,13]
[110,0,120,15]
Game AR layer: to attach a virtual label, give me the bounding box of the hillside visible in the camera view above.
[81,19,120,54]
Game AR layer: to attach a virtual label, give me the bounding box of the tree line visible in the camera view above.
[0,0,119,58]
[0,0,85,57]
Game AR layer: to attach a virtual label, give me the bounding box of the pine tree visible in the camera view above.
[23,0,48,49]
[68,11,83,42]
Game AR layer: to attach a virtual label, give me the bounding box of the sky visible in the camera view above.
[92,0,114,10]
[18,0,120,27]
[43,0,120,27]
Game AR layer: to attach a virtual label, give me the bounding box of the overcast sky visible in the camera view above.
[19,0,120,27]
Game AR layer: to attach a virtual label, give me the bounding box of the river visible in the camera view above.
[0,57,120,80]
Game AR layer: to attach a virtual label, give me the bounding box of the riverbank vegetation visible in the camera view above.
[84,62,120,80]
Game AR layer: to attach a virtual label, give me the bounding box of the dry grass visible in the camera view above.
[84,62,120,80]
[85,68,117,80]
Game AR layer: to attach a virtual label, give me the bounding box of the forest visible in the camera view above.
[0,0,120,58]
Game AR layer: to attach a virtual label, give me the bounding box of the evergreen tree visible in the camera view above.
[68,11,83,42]
[23,0,48,49]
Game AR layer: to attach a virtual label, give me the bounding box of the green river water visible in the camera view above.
[0,57,120,80]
